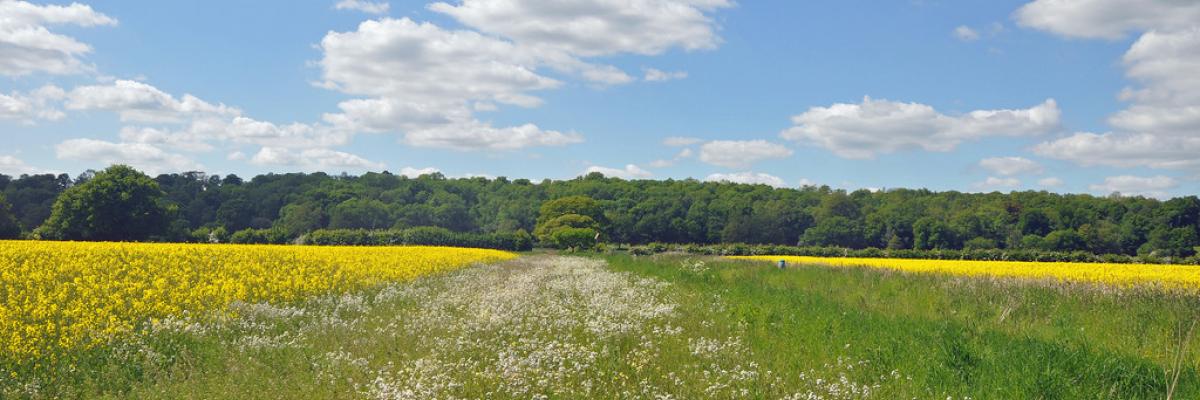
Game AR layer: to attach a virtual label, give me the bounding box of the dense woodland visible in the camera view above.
[0,165,1198,257]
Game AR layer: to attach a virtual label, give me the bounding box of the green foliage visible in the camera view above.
[535,195,606,247]
[1043,229,1088,252]
[274,202,324,238]
[37,165,170,241]
[3,165,1197,258]
[300,227,533,251]
[0,193,20,239]
[328,198,391,230]
[913,217,959,250]
[800,216,862,248]
[228,227,290,244]
[549,227,598,250]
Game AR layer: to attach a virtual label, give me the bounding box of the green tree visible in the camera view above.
[37,165,170,241]
[1043,230,1087,252]
[913,217,959,250]
[549,227,598,250]
[329,198,392,230]
[1019,210,1054,237]
[274,202,325,238]
[801,216,863,248]
[0,193,20,239]
[535,196,606,245]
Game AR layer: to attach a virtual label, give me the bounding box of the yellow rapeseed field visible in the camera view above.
[733,255,1200,291]
[0,241,515,364]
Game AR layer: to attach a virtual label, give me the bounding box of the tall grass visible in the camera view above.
[605,254,1200,399]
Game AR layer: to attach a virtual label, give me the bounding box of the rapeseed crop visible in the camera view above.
[0,241,515,365]
[733,255,1200,291]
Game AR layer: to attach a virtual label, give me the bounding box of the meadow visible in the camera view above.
[3,243,1200,398]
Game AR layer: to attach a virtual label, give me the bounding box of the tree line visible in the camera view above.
[0,165,1197,257]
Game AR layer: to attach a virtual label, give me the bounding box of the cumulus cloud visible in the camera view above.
[1015,0,1200,40]
[317,18,590,151]
[1034,132,1200,170]
[979,156,1042,176]
[644,68,688,82]
[704,172,786,187]
[249,147,385,171]
[318,1,734,151]
[698,140,793,169]
[55,138,201,175]
[398,166,440,178]
[974,176,1021,191]
[954,25,980,41]
[0,85,65,123]
[1020,1,1200,173]
[584,164,652,179]
[1089,175,1178,198]
[0,1,116,76]
[66,80,239,123]
[334,0,389,14]
[0,155,51,176]
[781,97,1060,159]
[427,0,733,57]
[1038,177,1064,188]
[649,148,693,168]
[56,79,375,172]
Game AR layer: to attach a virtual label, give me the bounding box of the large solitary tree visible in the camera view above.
[37,165,171,241]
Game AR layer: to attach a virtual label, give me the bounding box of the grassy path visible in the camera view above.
[119,255,897,399]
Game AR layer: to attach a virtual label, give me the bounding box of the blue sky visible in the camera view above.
[1,0,1196,198]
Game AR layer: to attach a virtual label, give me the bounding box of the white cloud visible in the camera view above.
[781,97,1060,159]
[317,18,590,151]
[0,155,50,176]
[1034,132,1200,170]
[644,68,688,82]
[55,138,201,175]
[428,0,733,58]
[318,18,559,103]
[401,121,583,151]
[0,85,65,123]
[974,176,1021,191]
[334,0,390,14]
[399,166,440,178]
[1015,0,1200,40]
[954,25,980,41]
[1020,1,1200,172]
[117,126,213,152]
[1089,175,1178,198]
[1038,177,1064,188]
[663,136,702,146]
[584,164,652,179]
[698,140,793,169]
[249,147,384,171]
[979,156,1042,176]
[67,80,238,123]
[704,172,786,187]
[649,148,693,168]
[0,1,117,76]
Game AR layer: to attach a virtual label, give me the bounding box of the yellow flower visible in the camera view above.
[0,240,515,364]
[732,255,1200,291]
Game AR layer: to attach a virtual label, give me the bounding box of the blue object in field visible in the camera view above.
[778,259,787,269]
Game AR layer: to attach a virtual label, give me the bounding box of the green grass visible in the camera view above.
[605,254,1200,399]
[8,254,1199,399]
